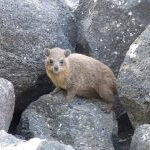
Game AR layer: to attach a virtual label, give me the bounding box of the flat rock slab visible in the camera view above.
[117,25,150,127]
[17,91,116,150]
[0,78,15,131]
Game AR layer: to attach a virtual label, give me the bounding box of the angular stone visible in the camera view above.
[0,0,76,112]
[0,78,15,131]
[130,124,150,150]
[74,0,150,75]
[117,25,150,127]
[17,91,116,150]
[0,130,74,150]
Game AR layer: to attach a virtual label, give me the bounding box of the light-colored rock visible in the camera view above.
[0,78,15,131]
[17,91,116,150]
[61,0,79,10]
[130,124,150,150]
[0,130,74,150]
[117,25,150,127]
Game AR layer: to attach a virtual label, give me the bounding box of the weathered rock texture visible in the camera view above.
[17,91,116,150]
[0,0,76,112]
[74,0,150,75]
[117,25,150,127]
[0,78,15,131]
[0,130,74,150]
[130,124,150,150]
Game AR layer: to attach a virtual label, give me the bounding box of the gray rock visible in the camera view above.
[61,0,80,10]
[0,130,74,150]
[0,0,76,112]
[130,124,150,150]
[74,0,150,75]
[108,0,144,9]
[0,78,15,131]
[117,25,150,127]
[17,91,116,150]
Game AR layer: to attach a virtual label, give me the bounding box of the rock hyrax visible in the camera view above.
[45,47,117,110]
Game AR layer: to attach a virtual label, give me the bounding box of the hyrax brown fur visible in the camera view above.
[45,47,117,110]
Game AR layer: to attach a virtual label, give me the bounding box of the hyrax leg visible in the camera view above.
[65,87,78,104]
[97,85,115,113]
[50,87,61,95]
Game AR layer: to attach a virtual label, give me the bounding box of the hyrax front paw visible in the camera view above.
[101,104,112,113]
[62,98,73,108]
[50,88,60,95]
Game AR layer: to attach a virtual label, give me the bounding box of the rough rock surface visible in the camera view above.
[61,0,80,10]
[0,78,15,131]
[17,91,116,150]
[0,130,74,150]
[117,25,150,127]
[0,0,76,112]
[74,0,150,75]
[130,124,150,150]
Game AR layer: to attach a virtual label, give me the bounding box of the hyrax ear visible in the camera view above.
[44,48,50,57]
[64,49,71,57]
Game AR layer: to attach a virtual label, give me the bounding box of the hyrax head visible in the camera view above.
[45,47,71,74]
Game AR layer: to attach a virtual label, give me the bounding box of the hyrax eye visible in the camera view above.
[59,60,64,65]
[49,59,53,64]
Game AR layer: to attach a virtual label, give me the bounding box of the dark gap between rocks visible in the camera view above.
[9,74,54,134]
[75,41,91,56]
[113,112,134,150]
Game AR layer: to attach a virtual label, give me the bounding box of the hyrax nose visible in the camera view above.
[54,65,59,71]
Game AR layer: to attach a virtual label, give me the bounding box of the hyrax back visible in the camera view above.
[45,47,117,105]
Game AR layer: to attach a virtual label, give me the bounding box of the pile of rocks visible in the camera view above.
[0,0,150,150]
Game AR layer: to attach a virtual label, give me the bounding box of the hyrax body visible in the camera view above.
[45,47,117,109]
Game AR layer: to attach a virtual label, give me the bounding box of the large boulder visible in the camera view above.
[17,91,116,150]
[0,78,15,131]
[0,0,76,112]
[117,25,150,127]
[0,130,74,150]
[130,124,150,150]
[74,0,150,75]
